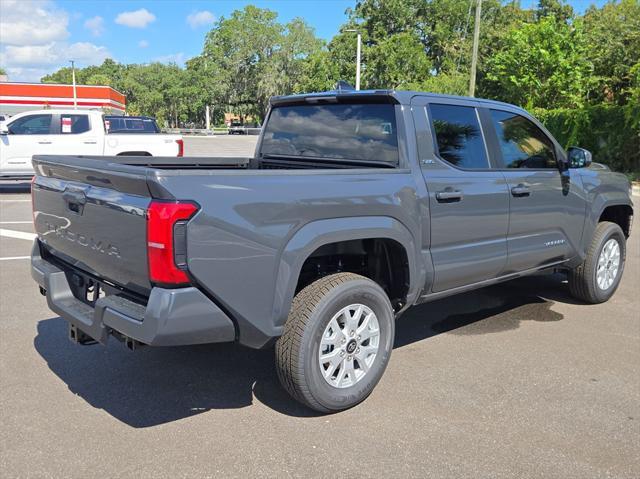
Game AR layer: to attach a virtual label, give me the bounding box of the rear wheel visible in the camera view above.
[569,221,626,303]
[275,273,395,413]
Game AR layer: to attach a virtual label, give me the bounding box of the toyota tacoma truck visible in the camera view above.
[1,109,183,179]
[30,90,633,413]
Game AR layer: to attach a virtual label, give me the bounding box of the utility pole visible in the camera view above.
[345,29,362,90]
[69,60,78,109]
[469,0,482,97]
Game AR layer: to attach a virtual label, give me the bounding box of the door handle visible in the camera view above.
[37,141,52,145]
[436,190,463,203]
[62,190,87,205]
[83,141,97,144]
[511,184,531,197]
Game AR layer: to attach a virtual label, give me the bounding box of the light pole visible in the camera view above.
[69,60,77,109]
[344,29,361,90]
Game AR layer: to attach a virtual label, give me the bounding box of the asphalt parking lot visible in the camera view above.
[1,137,638,478]
[184,134,259,157]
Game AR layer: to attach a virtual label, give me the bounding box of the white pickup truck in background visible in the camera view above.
[0,109,184,179]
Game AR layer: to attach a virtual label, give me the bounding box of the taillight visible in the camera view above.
[176,139,184,157]
[147,200,199,286]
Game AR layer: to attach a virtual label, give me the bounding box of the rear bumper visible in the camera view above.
[31,240,236,346]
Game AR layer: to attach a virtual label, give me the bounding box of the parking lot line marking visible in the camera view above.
[0,221,32,224]
[0,228,36,241]
[0,199,31,203]
[0,256,30,261]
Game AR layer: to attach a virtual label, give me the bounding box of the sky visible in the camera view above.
[0,0,611,83]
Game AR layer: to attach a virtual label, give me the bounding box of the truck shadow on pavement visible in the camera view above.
[394,273,570,348]
[34,273,573,426]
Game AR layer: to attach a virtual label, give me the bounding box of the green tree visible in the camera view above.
[294,50,340,93]
[201,6,282,120]
[257,18,323,110]
[536,0,574,22]
[625,62,640,131]
[201,5,322,118]
[484,16,593,108]
[41,67,74,84]
[85,73,112,86]
[198,6,320,120]
[307,0,518,95]
[364,32,432,89]
[582,0,640,104]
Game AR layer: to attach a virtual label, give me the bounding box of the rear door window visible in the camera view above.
[59,114,91,134]
[428,104,489,169]
[105,117,160,133]
[260,103,399,165]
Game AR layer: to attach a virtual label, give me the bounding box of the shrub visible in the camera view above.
[534,104,639,177]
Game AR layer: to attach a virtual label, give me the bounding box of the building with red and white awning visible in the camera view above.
[0,82,126,116]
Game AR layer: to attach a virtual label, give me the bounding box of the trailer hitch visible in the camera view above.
[68,323,98,346]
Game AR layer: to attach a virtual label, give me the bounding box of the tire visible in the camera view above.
[568,221,626,304]
[275,273,395,413]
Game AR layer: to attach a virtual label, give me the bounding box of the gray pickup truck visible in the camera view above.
[31,90,633,413]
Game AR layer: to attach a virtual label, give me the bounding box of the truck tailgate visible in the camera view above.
[32,155,153,295]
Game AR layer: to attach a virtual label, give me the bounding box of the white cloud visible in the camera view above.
[154,53,186,65]
[115,8,156,28]
[67,42,111,63]
[0,0,69,46]
[2,67,54,82]
[0,1,111,82]
[1,42,110,68]
[186,10,215,29]
[84,16,105,37]
[1,44,59,67]
[138,40,149,48]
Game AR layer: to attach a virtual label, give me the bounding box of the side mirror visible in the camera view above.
[0,124,8,135]
[567,147,592,168]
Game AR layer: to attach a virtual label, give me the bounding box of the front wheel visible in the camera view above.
[568,221,626,304]
[275,273,395,413]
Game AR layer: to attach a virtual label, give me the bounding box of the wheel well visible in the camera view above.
[296,238,410,311]
[599,205,633,237]
[116,151,152,156]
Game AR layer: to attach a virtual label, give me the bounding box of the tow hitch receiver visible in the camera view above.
[69,323,98,346]
[125,336,143,351]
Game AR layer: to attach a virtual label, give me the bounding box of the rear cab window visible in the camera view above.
[58,114,90,134]
[105,117,160,134]
[428,104,489,169]
[260,103,399,167]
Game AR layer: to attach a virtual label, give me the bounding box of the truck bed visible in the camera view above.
[31,153,418,347]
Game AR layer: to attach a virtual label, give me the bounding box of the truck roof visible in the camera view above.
[270,89,527,115]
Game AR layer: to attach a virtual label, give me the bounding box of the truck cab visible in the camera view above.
[0,110,183,179]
